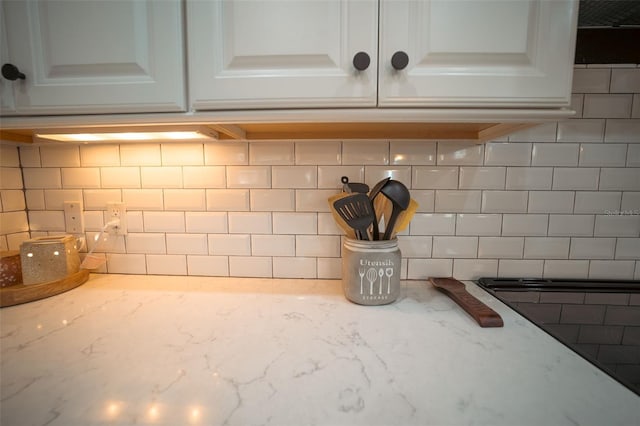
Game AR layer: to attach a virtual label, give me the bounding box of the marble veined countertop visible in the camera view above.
[1,274,638,426]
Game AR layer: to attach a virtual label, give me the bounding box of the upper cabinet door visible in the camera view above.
[379,0,578,107]
[1,0,185,115]
[188,0,378,110]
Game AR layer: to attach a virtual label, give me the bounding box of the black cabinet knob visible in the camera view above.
[352,51,370,71]
[2,63,26,81]
[391,51,409,71]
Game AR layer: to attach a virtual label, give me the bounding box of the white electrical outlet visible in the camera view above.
[107,202,127,235]
[64,201,84,234]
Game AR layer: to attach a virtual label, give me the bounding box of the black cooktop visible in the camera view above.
[476,278,640,396]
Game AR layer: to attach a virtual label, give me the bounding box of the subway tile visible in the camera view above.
[528,191,574,213]
[252,235,295,256]
[502,214,548,236]
[574,191,621,214]
[571,68,610,93]
[604,119,640,142]
[185,212,227,233]
[478,237,524,259]
[296,189,335,212]
[106,254,147,274]
[409,213,455,235]
[633,94,640,118]
[82,211,103,231]
[120,189,162,211]
[273,257,317,279]
[296,235,340,257]
[187,255,229,277]
[583,94,633,118]
[40,146,80,167]
[80,145,120,166]
[610,68,640,93]
[228,256,272,278]
[226,166,271,188]
[0,168,23,190]
[124,211,143,232]
[544,260,590,280]
[605,306,640,326]
[557,119,605,143]
[228,212,272,234]
[481,191,528,213]
[272,166,317,188]
[622,327,640,345]
[161,143,203,166]
[23,168,62,189]
[24,190,45,210]
[101,167,140,188]
[365,166,412,188]
[18,146,41,167]
[397,236,432,257]
[548,215,594,237]
[146,254,187,275]
[524,237,570,259]
[432,236,477,258]
[250,189,295,211]
[0,145,20,167]
[435,190,481,213]
[295,141,341,165]
[342,141,389,165]
[531,143,579,166]
[571,94,584,117]
[407,258,452,279]
[317,257,341,279]
[120,144,161,166]
[1,190,25,211]
[164,189,206,211]
[166,234,208,255]
[412,167,458,189]
[272,212,317,235]
[599,168,640,191]
[508,123,557,142]
[594,215,640,237]
[140,166,182,188]
[456,214,502,236]
[452,259,498,280]
[143,211,185,232]
[317,166,364,189]
[390,141,436,165]
[590,260,636,280]
[43,189,83,210]
[61,168,100,189]
[579,144,627,167]
[544,324,580,343]
[628,144,640,167]
[126,233,166,254]
[411,190,435,212]
[205,142,248,165]
[539,292,584,304]
[183,166,226,188]
[569,238,616,259]
[209,234,251,256]
[206,189,249,211]
[317,212,343,235]
[249,141,294,165]
[27,211,64,231]
[585,293,630,305]
[616,238,640,260]
[621,192,640,211]
[436,142,483,165]
[514,303,561,324]
[498,259,544,278]
[5,232,30,251]
[459,167,505,189]
[484,142,531,166]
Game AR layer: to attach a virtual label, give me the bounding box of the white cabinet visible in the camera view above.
[188,0,577,110]
[0,0,185,116]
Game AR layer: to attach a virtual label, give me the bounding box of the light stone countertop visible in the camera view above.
[1,274,638,426]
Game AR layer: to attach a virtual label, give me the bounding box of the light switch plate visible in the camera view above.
[64,201,84,234]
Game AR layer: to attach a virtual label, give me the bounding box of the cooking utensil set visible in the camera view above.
[330,177,417,240]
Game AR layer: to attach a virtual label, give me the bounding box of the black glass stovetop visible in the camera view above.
[476,277,640,396]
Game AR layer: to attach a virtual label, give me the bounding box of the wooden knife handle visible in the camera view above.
[429,277,504,328]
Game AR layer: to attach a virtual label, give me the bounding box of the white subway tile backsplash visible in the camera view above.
[164,189,206,211]
[412,167,458,189]
[594,215,640,237]
[228,256,272,277]
[436,142,483,165]
[478,237,524,259]
[410,190,435,212]
[161,143,203,166]
[249,142,294,165]
[185,212,227,233]
[589,260,636,280]
[317,257,341,279]
[502,214,548,236]
[80,145,120,166]
[205,142,248,165]
[524,237,570,259]
[83,211,103,231]
[296,189,335,212]
[616,239,640,260]
[610,68,640,93]
[40,146,80,167]
[459,167,505,189]
[123,189,164,210]
[143,211,185,232]
[498,259,544,278]
[407,258,452,279]
[83,189,122,210]
[548,215,595,237]
[456,214,502,236]
[120,144,161,166]
[0,168,22,190]
[146,254,187,275]
[206,189,249,211]
[0,211,29,234]
[183,166,226,188]
[273,212,317,235]
[101,167,140,188]
[574,192,621,214]
[296,235,340,257]
[621,192,640,211]
[554,168,600,191]
[570,238,616,259]
[544,260,589,279]
[531,143,579,166]
[628,144,640,167]
[28,211,64,231]
[141,167,182,188]
[527,191,574,213]
[273,257,316,278]
[252,235,295,256]
[508,123,557,142]
[432,236,477,258]
[583,94,633,118]
[599,168,640,191]
[397,236,432,257]
[572,68,610,93]
[571,94,584,117]
[557,119,605,142]
[126,233,166,254]
[317,212,342,235]
[166,234,208,255]
[633,94,640,118]
[0,145,20,167]
[435,190,481,213]
[342,141,389,165]
[187,255,229,276]
[506,167,552,190]
[295,141,341,165]
[604,119,640,142]
[43,189,83,210]
[226,166,271,188]
[482,191,528,213]
[18,146,40,167]
[317,166,364,189]
[453,259,498,280]
[484,142,531,166]
[24,190,45,210]
[23,168,61,189]
[1,190,26,211]
[126,211,144,232]
[579,144,627,167]
[107,254,147,274]
[409,213,455,235]
[250,189,295,211]
[228,212,271,234]
[390,141,436,165]
[365,166,412,188]
[272,166,317,188]
[61,168,100,189]
[209,234,250,256]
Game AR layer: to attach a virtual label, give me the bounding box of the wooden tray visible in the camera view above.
[0,269,90,308]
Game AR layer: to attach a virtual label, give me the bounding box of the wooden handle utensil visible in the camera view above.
[429,277,504,327]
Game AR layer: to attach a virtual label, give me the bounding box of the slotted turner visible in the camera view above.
[333,193,375,240]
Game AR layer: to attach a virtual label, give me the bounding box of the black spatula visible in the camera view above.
[333,193,375,240]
